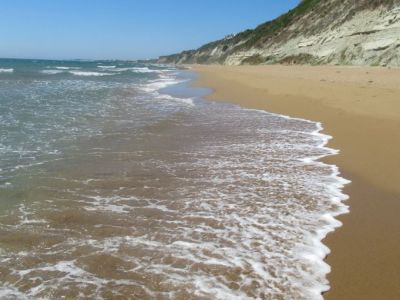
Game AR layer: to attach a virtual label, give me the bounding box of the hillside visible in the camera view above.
[158,0,400,66]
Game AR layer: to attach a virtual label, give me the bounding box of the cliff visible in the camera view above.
[158,0,400,66]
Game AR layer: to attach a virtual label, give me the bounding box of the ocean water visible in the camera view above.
[0,58,349,299]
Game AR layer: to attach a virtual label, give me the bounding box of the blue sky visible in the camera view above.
[0,0,300,60]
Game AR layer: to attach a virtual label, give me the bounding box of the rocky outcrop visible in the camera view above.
[158,0,400,66]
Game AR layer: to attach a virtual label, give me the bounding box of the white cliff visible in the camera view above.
[159,0,400,67]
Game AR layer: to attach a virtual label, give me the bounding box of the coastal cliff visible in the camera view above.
[158,0,400,66]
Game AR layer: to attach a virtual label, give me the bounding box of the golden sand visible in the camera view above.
[191,65,400,300]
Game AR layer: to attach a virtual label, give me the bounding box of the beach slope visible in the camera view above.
[192,65,400,300]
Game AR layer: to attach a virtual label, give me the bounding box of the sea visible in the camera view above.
[0,58,349,300]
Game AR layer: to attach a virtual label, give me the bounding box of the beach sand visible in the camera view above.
[191,65,400,300]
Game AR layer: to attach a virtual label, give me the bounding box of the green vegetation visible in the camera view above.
[279,53,318,65]
[184,0,323,55]
[161,0,399,65]
[160,0,323,63]
[240,54,265,65]
[237,0,321,50]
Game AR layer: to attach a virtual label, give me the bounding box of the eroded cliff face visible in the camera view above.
[158,0,400,66]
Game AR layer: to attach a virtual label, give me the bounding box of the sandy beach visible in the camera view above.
[192,65,400,300]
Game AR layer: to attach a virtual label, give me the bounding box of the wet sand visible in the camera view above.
[191,65,400,300]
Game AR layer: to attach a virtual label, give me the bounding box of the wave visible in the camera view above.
[130,67,157,73]
[290,121,349,299]
[110,67,161,73]
[69,71,114,77]
[138,73,194,106]
[41,70,64,75]
[237,107,350,299]
[156,93,194,106]
[98,65,116,69]
[140,75,185,93]
[0,66,349,299]
[0,68,14,73]
[55,66,81,70]
[140,71,350,297]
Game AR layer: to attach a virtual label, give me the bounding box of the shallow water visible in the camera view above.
[0,59,348,299]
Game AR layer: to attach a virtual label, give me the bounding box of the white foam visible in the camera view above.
[130,67,158,73]
[82,195,135,213]
[0,182,12,189]
[137,72,194,106]
[155,93,194,106]
[0,287,30,300]
[0,68,351,299]
[233,105,350,299]
[55,66,81,70]
[110,67,161,73]
[0,68,14,73]
[69,71,114,77]
[149,72,187,89]
[41,69,64,75]
[98,65,116,69]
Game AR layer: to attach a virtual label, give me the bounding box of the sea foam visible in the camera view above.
[0,68,14,73]
[41,69,64,75]
[69,71,114,77]
[0,65,350,299]
[55,66,81,70]
[98,65,116,69]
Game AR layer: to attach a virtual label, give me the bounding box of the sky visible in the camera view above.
[0,0,300,60]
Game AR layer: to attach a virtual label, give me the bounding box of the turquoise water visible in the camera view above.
[0,59,348,299]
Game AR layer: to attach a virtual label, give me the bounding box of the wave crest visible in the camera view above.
[69,71,114,77]
[0,68,14,73]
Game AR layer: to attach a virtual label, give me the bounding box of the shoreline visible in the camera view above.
[165,73,349,297]
[190,64,400,299]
